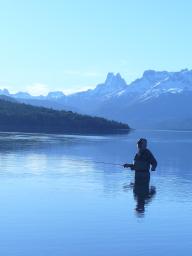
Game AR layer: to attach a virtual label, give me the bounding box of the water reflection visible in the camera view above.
[134,175,156,217]
[124,173,156,217]
[1,131,192,255]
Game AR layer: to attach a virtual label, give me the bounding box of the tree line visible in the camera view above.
[0,99,130,134]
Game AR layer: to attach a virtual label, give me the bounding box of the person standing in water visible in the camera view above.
[123,138,157,181]
[124,138,157,213]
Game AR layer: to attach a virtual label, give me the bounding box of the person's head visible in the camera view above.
[137,138,147,150]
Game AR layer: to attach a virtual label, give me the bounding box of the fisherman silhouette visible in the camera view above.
[123,138,157,215]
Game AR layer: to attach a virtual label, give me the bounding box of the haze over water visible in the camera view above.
[0,130,192,255]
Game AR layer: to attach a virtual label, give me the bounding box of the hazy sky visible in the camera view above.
[0,0,192,95]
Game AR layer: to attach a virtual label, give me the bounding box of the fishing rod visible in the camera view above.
[88,160,123,167]
[65,158,133,168]
[91,161,133,168]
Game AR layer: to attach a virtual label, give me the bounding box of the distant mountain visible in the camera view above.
[14,92,32,99]
[88,72,127,97]
[47,91,65,100]
[0,89,10,96]
[0,95,17,102]
[1,69,192,129]
[16,98,78,112]
[0,99,129,134]
[0,88,75,111]
[63,70,192,129]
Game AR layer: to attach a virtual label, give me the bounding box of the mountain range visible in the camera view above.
[1,69,192,129]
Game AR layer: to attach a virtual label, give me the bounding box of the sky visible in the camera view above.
[0,0,192,95]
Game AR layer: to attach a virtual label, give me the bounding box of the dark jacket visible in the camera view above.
[133,148,157,172]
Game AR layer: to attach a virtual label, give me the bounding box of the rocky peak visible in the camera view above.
[104,72,127,88]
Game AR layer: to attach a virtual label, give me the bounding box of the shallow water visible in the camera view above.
[0,130,192,255]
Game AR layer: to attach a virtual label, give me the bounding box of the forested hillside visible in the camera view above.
[0,99,130,134]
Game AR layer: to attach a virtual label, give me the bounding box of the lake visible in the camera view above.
[0,130,192,255]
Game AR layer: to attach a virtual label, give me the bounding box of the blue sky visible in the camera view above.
[0,0,192,95]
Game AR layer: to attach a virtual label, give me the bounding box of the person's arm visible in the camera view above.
[123,163,134,169]
[148,151,157,171]
[123,154,137,169]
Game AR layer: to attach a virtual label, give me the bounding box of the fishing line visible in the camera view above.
[63,158,123,167]
[84,160,123,167]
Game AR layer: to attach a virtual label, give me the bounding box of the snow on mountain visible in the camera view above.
[1,68,192,113]
[62,69,192,129]
[47,91,65,99]
[120,70,169,95]
[13,92,32,99]
[1,69,192,129]
[87,72,128,98]
[1,69,192,103]
[85,69,192,101]
[136,69,192,102]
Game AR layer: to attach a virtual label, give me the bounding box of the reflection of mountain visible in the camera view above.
[0,99,129,134]
[1,69,192,129]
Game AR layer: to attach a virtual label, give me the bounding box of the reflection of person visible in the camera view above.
[133,175,156,214]
[123,138,157,215]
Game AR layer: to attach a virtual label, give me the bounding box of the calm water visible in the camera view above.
[0,130,192,255]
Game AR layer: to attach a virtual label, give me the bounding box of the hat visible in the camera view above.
[137,138,147,147]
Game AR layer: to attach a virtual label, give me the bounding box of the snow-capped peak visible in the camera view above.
[47,91,65,99]
[13,92,32,99]
[134,69,192,102]
[91,73,127,98]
